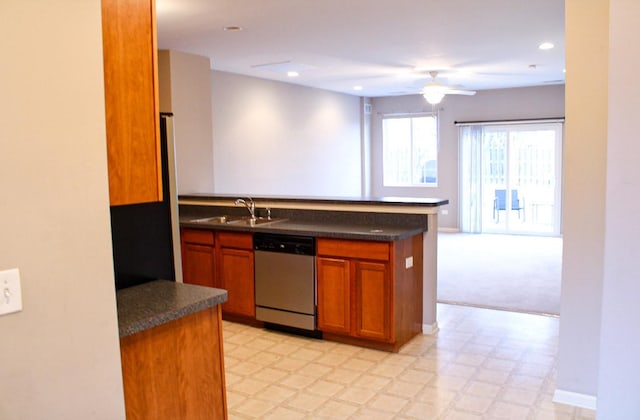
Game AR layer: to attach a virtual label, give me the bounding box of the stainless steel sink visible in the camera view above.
[226,217,283,226]
[189,215,285,227]
[189,216,231,224]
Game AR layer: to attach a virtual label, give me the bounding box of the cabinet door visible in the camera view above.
[218,248,255,317]
[101,0,161,205]
[354,261,391,341]
[317,257,351,334]
[181,243,216,288]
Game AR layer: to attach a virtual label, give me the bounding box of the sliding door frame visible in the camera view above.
[458,118,564,236]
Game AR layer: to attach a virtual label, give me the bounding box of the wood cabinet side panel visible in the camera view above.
[175,306,226,419]
[214,306,228,416]
[392,234,424,346]
[120,319,178,419]
[120,306,227,419]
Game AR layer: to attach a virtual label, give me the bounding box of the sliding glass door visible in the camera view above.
[460,122,563,236]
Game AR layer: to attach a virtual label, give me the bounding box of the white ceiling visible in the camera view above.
[156,0,565,98]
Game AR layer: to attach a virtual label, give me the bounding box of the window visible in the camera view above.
[382,114,438,186]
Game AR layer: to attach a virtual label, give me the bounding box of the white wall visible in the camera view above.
[554,0,609,405]
[597,0,640,417]
[0,1,125,418]
[371,85,565,229]
[158,50,215,194]
[210,71,362,197]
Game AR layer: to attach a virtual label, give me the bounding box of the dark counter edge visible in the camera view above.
[180,193,449,207]
[117,280,228,338]
[179,218,425,241]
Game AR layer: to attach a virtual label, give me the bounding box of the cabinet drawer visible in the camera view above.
[217,231,253,250]
[181,228,215,245]
[317,238,390,261]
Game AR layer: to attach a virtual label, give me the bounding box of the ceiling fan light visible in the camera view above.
[423,86,446,104]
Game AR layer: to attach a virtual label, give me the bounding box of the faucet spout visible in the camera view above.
[234,197,256,219]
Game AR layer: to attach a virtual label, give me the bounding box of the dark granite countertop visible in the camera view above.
[179,217,425,241]
[178,193,443,240]
[116,280,228,338]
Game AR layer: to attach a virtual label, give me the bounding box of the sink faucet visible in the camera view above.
[234,197,256,219]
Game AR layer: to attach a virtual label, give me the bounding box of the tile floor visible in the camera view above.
[222,304,596,419]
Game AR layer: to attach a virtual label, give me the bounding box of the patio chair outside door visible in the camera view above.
[493,189,525,223]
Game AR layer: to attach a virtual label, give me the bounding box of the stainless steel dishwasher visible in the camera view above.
[254,233,316,331]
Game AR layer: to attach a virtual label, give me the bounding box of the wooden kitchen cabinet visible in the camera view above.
[317,240,392,342]
[101,0,162,205]
[181,228,216,288]
[180,229,256,322]
[216,232,255,319]
[317,235,423,352]
[120,305,227,419]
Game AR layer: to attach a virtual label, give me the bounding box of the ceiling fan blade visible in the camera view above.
[445,89,476,96]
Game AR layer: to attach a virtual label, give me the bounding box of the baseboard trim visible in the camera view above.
[422,322,439,335]
[438,227,460,233]
[553,389,597,410]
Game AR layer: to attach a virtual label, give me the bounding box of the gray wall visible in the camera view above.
[555,0,608,404]
[371,85,565,230]
[597,1,640,416]
[210,71,363,197]
[558,2,640,417]
[187,68,564,230]
[0,0,125,418]
[158,50,215,194]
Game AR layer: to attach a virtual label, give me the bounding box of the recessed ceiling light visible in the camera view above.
[287,71,299,77]
[538,42,554,50]
[223,26,243,32]
[353,85,363,91]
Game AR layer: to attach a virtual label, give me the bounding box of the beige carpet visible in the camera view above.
[437,233,562,315]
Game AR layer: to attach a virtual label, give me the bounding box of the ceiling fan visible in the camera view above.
[422,71,476,104]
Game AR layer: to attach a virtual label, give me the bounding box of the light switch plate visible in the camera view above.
[0,268,23,316]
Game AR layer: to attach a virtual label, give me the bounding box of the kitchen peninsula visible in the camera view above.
[117,280,228,419]
[179,194,448,348]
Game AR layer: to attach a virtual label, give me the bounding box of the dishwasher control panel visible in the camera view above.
[254,233,316,256]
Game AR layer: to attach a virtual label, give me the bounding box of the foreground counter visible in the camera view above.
[117,280,228,419]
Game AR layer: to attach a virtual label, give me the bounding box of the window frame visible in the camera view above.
[381,112,439,188]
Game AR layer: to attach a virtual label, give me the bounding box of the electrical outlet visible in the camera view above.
[405,256,414,269]
[441,209,449,215]
[0,268,23,316]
